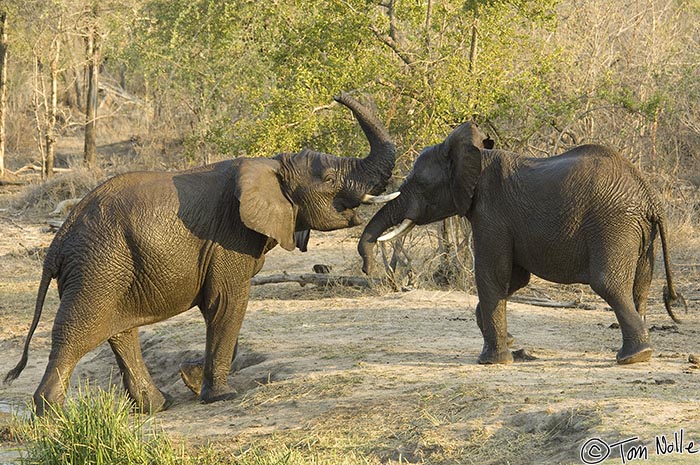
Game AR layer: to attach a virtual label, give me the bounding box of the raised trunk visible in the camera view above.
[357,194,407,275]
[333,92,395,194]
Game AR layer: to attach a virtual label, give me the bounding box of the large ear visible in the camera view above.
[447,129,483,216]
[235,158,297,251]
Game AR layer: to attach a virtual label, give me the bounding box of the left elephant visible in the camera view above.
[4,92,396,415]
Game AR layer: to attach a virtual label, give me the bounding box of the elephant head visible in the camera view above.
[233,92,397,252]
[358,122,493,274]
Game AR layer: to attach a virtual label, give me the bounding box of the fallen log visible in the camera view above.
[509,295,595,309]
[12,164,72,175]
[251,272,381,289]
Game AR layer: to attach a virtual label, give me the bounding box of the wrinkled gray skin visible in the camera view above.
[359,122,684,365]
[5,93,395,415]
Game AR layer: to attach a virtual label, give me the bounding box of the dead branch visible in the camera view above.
[251,272,381,289]
[509,295,594,309]
[0,177,25,186]
[12,164,72,175]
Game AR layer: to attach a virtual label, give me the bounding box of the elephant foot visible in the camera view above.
[478,346,514,365]
[616,342,652,365]
[134,390,172,414]
[512,348,538,361]
[200,384,237,404]
[179,362,204,396]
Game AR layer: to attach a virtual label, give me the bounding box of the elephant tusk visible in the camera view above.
[361,192,400,204]
[377,219,415,242]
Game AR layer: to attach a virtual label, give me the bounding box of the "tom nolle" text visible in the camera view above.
[580,429,698,464]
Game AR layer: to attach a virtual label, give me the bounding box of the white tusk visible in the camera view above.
[377,219,415,242]
[361,192,400,204]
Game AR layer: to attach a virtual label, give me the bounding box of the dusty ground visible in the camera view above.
[1,198,699,464]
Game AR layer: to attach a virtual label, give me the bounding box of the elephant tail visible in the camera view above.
[4,266,54,384]
[656,216,686,324]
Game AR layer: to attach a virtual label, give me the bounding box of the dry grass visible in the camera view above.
[10,168,104,216]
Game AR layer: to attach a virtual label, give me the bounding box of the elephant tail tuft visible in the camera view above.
[663,285,686,324]
[4,266,54,385]
[656,216,686,324]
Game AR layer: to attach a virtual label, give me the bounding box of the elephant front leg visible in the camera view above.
[473,241,515,364]
[179,339,239,396]
[476,302,515,349]
[199,284,249,403]
[475,266,529,350]
[476,297,513,364]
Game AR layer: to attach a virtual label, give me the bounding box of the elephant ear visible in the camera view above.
[447,128,483,217]
[235,158,297,251]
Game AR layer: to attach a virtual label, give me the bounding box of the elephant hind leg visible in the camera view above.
[34,353,73,416]
[633,241,655,322]
[590,273,651,364]
[34,311,109,415]
[109,328,170,413]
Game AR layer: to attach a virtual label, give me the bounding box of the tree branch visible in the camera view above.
[251,272,382,289]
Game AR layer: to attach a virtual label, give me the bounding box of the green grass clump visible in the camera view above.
[14,383,189,465]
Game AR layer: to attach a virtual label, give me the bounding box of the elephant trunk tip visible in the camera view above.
[358,233,379,276]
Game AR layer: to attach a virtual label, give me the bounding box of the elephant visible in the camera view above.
[358,121,685,365]
[5,92,397,415]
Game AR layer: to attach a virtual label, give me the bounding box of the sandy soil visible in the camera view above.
[0,211,699,464]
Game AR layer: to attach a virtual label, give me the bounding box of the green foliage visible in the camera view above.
[4,0,700,179]
[14,383,191,465]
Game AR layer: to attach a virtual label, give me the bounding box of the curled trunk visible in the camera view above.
[334,92,396,194]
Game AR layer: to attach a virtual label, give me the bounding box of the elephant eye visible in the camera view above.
[323,171,337,185]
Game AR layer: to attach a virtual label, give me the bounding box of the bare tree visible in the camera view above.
[44,22,61,179]
[0,11,8,178]
[83,5,99,168]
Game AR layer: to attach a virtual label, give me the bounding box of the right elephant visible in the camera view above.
[358,122,685,365]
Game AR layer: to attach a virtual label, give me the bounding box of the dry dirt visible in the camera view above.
[0,206,699,464]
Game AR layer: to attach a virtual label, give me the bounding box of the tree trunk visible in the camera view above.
[83,18,99,168]
[33,56,47,178]
[468,19,478,73]
[0,11,8,178]
[45,34,60,179]
[424,0,432,48]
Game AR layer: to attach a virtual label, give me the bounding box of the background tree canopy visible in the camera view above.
[2,0,699,182]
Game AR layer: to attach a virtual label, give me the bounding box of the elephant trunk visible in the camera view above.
[334,92,396,194]
[357,194,407,275]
